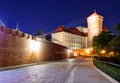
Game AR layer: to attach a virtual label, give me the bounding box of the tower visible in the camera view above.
[87,11,103,47]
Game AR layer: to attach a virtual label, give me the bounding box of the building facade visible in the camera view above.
[45,11,108,50]
[87,11,104,47]
[51,26,87,50]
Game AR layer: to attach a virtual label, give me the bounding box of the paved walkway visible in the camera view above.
[0,58,118,83]
[66,58,116,83]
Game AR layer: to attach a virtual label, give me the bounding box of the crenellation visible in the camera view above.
[0,26,4,32]
[24,33,30,39]
[18,31,25,37]
[0,26,68,67]
[31,35,34,40]
[11,29,18,36]
[3,27,9,34]
[9,28,12,33]
[27,35,31,40]
[27,34,30,39]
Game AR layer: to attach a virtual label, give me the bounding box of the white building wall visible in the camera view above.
[51,32,64,45]
[52,31,87,50]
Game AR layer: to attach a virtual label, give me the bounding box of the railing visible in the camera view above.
[93,58,120,82]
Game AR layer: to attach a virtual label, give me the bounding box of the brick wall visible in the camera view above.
[0,26,68,67]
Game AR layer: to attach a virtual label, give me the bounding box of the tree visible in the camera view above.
[115,23,120,35]
[34,30,44,36]
[92,31,115,55]
[109,23,120,53]
[109,36,120,53]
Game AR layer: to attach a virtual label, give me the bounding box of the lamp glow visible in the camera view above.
[101,50,106,54]
[86,49,90,53]
[29,40,40,52]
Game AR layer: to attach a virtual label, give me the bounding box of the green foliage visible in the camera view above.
[115,53,120,64]
[93,23,120,78]
[34,29,44,36]
[92,31,115,55]
[109,23,120,53]
[94,55,120,64]
[109,36,120,53]
[115,23,120,35]
[93,59,120,82]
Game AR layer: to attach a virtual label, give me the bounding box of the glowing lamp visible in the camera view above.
[101,50,106,54]
[29,40,40,52]
[86,49,90,53]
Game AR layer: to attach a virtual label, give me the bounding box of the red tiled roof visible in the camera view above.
[102,26,108,32]
[53,26,87,37]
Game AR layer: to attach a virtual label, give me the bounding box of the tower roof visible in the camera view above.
[102,26,108,32]
[87,11,103,19]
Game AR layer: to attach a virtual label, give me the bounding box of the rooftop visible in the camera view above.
[87,11,103,19]
[53,26,88,37]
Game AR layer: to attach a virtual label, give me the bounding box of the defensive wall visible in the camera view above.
[0,26,69,67]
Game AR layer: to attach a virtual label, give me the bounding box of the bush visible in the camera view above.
[94,55,120,65]
[93,58,120,82]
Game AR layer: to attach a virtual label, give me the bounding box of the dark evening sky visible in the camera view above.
[0,0,120,35]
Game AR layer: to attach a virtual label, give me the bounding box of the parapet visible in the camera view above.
[0,25,47,41]
[0,25,68,48]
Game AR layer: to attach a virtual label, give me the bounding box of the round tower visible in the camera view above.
[87,11,103,47]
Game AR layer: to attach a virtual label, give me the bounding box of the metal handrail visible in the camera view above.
[93,58,120,68]
[93,58,120,82]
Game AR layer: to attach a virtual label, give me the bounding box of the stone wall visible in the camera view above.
[0,26,68,67]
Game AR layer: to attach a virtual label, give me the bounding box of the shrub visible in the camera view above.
[93,58,120,82]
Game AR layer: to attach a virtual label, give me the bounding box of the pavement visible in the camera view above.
[0,58,118,83]
[65,58,118,83]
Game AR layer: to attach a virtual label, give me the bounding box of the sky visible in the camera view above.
[0,0,120,35]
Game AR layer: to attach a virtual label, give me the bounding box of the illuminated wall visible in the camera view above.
[0,26,68,67]
[87,12,103,47]
[52,31,87,50]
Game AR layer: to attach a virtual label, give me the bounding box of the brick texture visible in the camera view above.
[0,26,68,67]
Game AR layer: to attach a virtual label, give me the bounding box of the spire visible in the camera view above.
[94,10,96,13]
[89,10,100,17]
[16,22,19,31]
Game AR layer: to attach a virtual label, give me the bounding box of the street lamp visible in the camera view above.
[29,40,40,52]
[67,49,73,58]
[86,48,90,55]
[101,50,106,54]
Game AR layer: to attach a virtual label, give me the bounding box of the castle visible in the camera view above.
[48,11,108,49]
[87,11,108,47]
[0,11,109,67]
